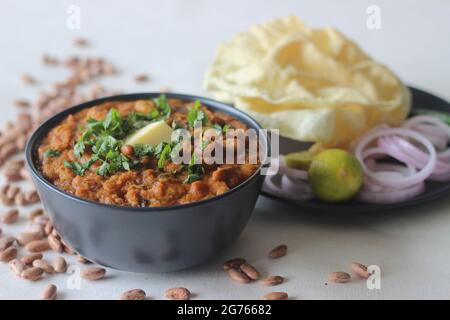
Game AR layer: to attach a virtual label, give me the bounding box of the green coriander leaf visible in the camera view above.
[155,95,171,118]
[184,154,205,183]
[103,109,120,130]
[86,119,103,133]
[74,141,85,158]
[157,144,172,169]
[64,161,84,176]
[96,161,110,176]
[44,149,61,158]
[187,100,208,127]
[122,157,130,171]
[212,123,231,133]
[133,144,154,157]
[201,140,209,150]
[171,120,183,130]
[154,142,165,156]
[222,124,231,133]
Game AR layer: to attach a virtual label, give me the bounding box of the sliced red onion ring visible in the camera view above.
[377,136,422,169]
[281,175,313,196]
[414,123,449,142]
[413,123,448,150]
[430,171,450,182]
[262,175,284,197]
[404,115,450,161]
[404,115,450,135]
[262,175,313,201]
[362,159,416,192]
[278,156,309,180]
[355,127,437,189]
[356,182,425,204]
[383,136,450,175]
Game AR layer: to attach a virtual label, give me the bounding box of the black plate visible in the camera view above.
[260,87,450,213]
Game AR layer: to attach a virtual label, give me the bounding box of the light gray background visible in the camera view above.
[0,0,449,299]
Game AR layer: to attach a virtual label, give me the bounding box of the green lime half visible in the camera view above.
[308,149,363,202]
[285,151,314,171]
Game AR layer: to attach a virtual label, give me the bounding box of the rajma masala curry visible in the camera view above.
[36,96,260,207]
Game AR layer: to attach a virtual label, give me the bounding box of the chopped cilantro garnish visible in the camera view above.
[184,154,205,183]
[156,142,173,169]
[65,95,173,177]
[64,154,98,176]
[201,140,210,150]
[155,94,171,119]
[212,123,232,133]
[187,100,208,128]
[171,120,183,130]
[64,95,212,182]
[133,144,154,157]
[43,149,61,158]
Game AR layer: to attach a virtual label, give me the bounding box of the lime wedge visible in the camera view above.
[285,151,314,170]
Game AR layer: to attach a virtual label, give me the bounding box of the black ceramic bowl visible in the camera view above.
[25,93,268,273]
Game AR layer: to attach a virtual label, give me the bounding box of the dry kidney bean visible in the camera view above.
[260,275,284,286]
[32,259,55,274]
[222,257,246,270]
[0,247,18,262]
[6,185,20,199]
[25,239,50,253]
[16,232,44,246]
[33,215,50,225]
[20,167,31,180]
[262,292,288,300]
[14,192,26,206]
[76,255,90,264]
[81,267,106,281]
[48,235,62,252]
[227,268,251,284]
[44,221,53,236]
[239,263,260,280]
[21,267,44,281]
[26,222,45,235]
[42,54,59,65]
[134,74,149,83]
[14,99,31,108]
[0,185,14,206]
[9,259,25,276]
[0,236,16,251]
[24,190,40,204]
[73,37,89,47]
[328,271,351,283]
[165,287,190,300]
[52,256,67,273]
[1,209,19,224]
[350,262,371,279]
[21,253,43,265]
[268,244,287,259]
[41,284,57,300]
[120,289,146,300]
[27,208,44,220]
[21,74,36,85]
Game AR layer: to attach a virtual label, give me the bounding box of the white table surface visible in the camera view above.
[1,0,450,300]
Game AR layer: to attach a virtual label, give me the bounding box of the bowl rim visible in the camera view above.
[25,92,269,212]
